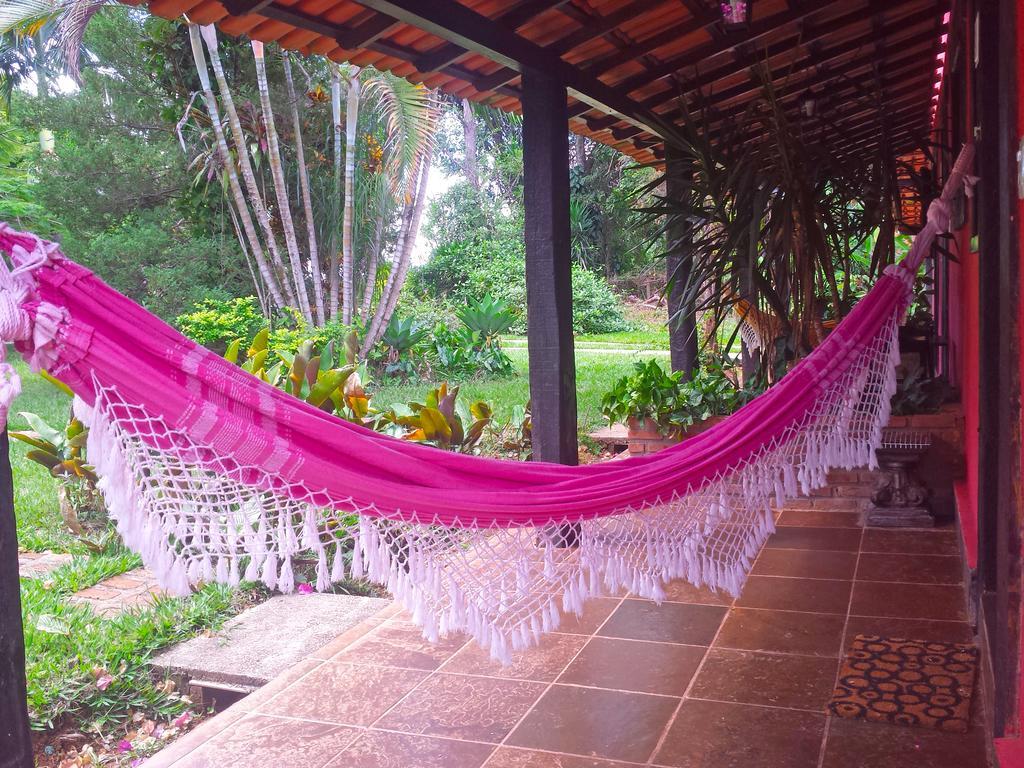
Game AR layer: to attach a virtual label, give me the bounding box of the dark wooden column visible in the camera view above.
[664,144,698,378]
[521,66,578,467]
[0,430,33,768]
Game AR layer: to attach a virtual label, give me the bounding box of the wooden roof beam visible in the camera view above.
[548,0,671,56]
[645,17,938,118]
[414,0,569,74]
[585,0,841,79]
[349,0,684,141]
[620,0,931,99]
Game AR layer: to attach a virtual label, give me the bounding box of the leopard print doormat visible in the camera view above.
[829,634,978,733]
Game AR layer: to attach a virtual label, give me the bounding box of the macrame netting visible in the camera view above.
[0,145,974,661]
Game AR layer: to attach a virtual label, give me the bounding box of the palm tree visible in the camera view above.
[340,65,360,326]
[251,39,313,323]
[187,24,287,309]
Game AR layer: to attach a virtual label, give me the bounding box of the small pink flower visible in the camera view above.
[118,739,133,753]
[297,583,314,595]
[172,711,193,729]
[95,673,113,691]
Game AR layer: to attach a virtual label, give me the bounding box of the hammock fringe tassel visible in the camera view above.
[74,310,898,662]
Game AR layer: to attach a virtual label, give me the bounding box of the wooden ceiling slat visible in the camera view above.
[619,0,929,100]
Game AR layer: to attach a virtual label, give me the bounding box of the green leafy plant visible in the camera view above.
[375,383,493,453]
[890,364,951,415]
[457,294,515,339]
[379,316,428,380]
[10,375,108,551]
[226,328,369,423]
[601,359,685,430]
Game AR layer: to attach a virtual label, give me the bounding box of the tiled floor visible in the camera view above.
[144,512,990,768]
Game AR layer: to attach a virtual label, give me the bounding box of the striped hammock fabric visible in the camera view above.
[0,144,974,662]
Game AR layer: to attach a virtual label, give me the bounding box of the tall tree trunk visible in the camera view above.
[360,184,386,322]
[228,202,270,315]
[461,98,479,190]
[329,65,343,321]
[252,41,313,325]
[188,25,286,309]
[282,53,326,325]
[199,25,294,307]
[364,151,431,352]
[341,67,361,326]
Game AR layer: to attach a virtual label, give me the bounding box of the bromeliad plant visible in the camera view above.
[375,383,493,453]
[379,315,429,380]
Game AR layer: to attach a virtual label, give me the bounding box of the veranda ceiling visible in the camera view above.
[135,0,948,163]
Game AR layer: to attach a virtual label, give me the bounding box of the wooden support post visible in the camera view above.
[664,144,698,378]
[522,68,577,465]
[0,429,33,768]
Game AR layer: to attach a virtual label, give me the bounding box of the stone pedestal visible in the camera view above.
[867,430,934,528]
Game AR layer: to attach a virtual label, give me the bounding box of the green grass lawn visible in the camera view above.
[9,355,75,553]
[375,346,666,433]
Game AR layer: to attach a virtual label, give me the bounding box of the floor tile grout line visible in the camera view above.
[816,525,864,768]
[682,694,832,716]
[644,596,733,766]
[488,593,631,759]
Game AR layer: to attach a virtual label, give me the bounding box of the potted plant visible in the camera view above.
[602,358,754,454]
[601,360,685,453]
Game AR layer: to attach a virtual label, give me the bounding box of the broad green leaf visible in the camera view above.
[40,371,74,397]
[224,339,241,364]
[9,430,56,453]
[248,327,269,357]
[18,412,64,449]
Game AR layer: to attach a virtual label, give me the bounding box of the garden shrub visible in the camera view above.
[412,237,631,335]
[175,297,265,351]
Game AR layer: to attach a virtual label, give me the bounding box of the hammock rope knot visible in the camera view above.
[0,224,70,418]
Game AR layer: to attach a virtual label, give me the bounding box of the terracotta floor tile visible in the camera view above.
[821,713,988,768]
[751,549,858,580]
[597,599,726,645]
[236,658,324,713]
[765,526,862,552]
[442,632,587,682]
[555,598,621,635]
[715,608,846,657]
[308,603,402,660]
[855,553,964,585]
[255,662,426,725]
[506,684,679,763]
[654,699,826,768]
[484,747,626,767]
[375,673,545,743]
[178,714,360,768]
[860,529,960,556]
[776,509,863,528]
[735,576,852,614]
[843,616,976,646]
[333,623,468,670]
[557,637,705,695]
[689,649,838,711]
[850,582,968,621]
[325,730,495,768]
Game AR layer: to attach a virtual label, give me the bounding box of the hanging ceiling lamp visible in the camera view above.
[721,0,751,28]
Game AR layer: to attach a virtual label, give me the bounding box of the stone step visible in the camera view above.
[151,593,390,690]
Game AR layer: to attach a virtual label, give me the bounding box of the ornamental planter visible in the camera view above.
[626,415,728,455]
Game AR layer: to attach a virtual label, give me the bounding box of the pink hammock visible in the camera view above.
[0,145,974,660]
